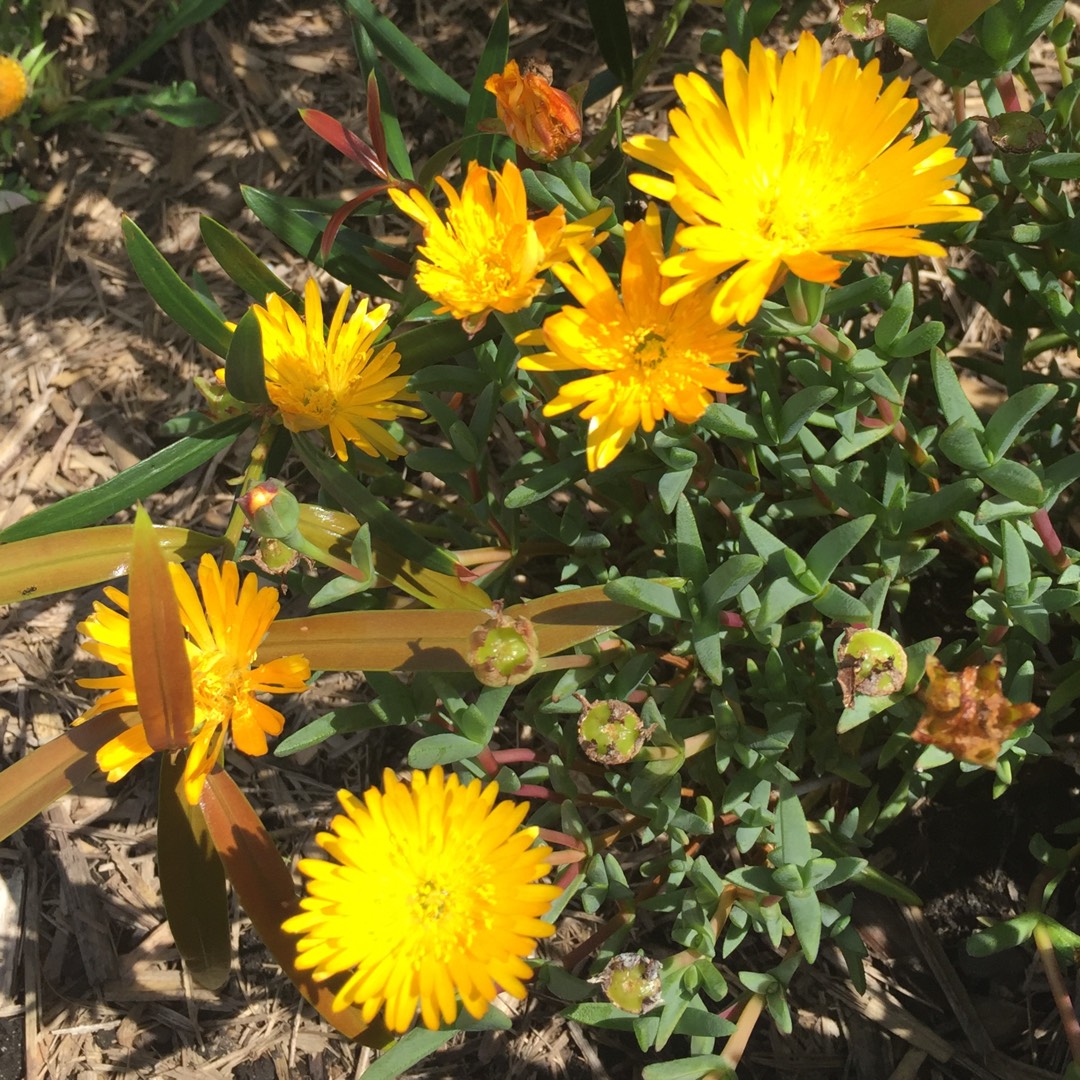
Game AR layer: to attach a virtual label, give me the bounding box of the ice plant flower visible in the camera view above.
[484,59,582,162]
[389,159,608,333]
[0,55,28,120]
[518,204,744,470]
[284,766,562,1033]
[625,32,981,326]
[76,554,311,803]
[252,279,424,461]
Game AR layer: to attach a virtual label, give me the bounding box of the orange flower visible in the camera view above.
[485,60,582,162]
[912,656,1038,768]
[0,56,28,121]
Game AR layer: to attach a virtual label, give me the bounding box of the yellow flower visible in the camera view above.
[485,59,582,162]
[389,159,608,333]
[519,204,745,470]
[0,56,27,121]
[252,279,424,462]
[625,32,981,326]
[77,554,310,804]
[284,766,562,1033]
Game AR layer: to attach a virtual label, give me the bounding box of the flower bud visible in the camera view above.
[467,605,539,687]
[239,479,301,539]
[576,695,655,765]
[484,60,582,162]
[591,953,663,1015]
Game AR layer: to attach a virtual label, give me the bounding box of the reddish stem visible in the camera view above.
[1032,508,1072,570]
[995,72,1023,113]
[489,747,537,765]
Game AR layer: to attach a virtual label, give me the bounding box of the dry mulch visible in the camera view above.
[1,1,1078,1077]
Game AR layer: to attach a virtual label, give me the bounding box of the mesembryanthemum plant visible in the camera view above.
[2,1,1080,1076]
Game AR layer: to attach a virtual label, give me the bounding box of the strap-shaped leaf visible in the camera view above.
[158,755,230,990]
[200,216,297,305]
[241,185,402,298]
[585,0,634,87]
[129,508,193,751]
[0,709,140,843]
[341,0,469,124]
[122,215,233,357]
[0,415,251,543]
[463,3,509,168]
[198,769,386,1043]
[0,525,218,605]
[293,433,458,576]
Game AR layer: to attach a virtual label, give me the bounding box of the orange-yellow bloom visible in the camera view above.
[389,159,608,333]
[519,204,744,470]
[485,59,582,162]
[77,555,310,803]
[625,32,981,326]
[284,766,562,1033]
[0,56,27,121]
[252,280,424,462]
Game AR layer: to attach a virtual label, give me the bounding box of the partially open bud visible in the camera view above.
[576,695,656,765]
[484,60,582,162]
[835,628,908,708]
[913,656,1039,768]
[467,604,539,687]
[239,479,301,539]
[590,953,663,1015]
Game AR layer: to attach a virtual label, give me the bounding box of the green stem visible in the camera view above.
[222,420,276,559]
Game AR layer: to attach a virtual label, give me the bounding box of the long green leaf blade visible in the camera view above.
[0,415,251,543]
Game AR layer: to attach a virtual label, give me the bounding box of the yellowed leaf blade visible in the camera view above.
[296,505,490,610]
[259,586,642,672]
[259,609,480,671]
[158,755,231,990]
[927,0,998,55]
[129,508,194,751]
[199,769,387,1045]
[0,525,219,605]
[0,709,139,843]
[508,586,642,657]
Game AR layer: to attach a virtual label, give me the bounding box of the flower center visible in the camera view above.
[190,650,245,733]
[298,384,337,423]
[631,328,667,372]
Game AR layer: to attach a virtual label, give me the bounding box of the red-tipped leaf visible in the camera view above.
[300,109,387,177]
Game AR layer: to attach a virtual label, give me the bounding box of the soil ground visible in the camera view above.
[1,1,1079,1078]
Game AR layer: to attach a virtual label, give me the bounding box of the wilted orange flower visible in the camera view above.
[912,656,1038,768]
[485,59,582,162]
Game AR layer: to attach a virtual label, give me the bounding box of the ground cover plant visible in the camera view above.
[2,0,1080,1077]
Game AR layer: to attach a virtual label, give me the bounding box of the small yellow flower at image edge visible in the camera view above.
[389,159,609,333]
[75,554,311,804]
[0,55,27,121]
[284,765,563,1033]
[625,32,982,326]
[251,279,425,462]
[519,203,745,471]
